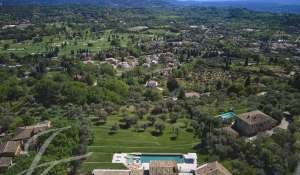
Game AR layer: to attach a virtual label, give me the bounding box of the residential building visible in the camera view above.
[234,110,277,136]
[149,160,178,175]
[92,153,232,175]
[0,157,13,169]
[145,80,159,88]
[12,121,52,142]
[92,169,131,175]
[0,141,22,157]
[195,161,232,175]
[11,128,33,142]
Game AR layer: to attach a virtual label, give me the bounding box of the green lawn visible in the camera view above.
[80,162,127,172]
[80,116,199,173]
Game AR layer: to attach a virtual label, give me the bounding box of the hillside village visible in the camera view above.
[0,121,51,169]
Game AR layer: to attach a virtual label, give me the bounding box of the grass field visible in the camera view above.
[79,114,200,173]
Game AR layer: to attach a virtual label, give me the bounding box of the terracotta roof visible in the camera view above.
[92,169,131,175]
[150,160,177,168]
[0,157,13,168]
[33,121,51,134]
[0,141,21,155]
[195,161,232,175]
[220,127,239,137]
[12,128,33,141]
[130,169,144,175]
[12,121,51,141]
[237,110,276,125]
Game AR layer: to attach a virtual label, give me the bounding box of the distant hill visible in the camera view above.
[1,0,300,14]
[178,0,300,5]
[1,0,172,7]
[176,0,300,14]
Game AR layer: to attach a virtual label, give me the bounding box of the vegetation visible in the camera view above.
[0,3,300,175]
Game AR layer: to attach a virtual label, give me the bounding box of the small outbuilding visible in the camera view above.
[185,92,200,98]
[145,80,159,88]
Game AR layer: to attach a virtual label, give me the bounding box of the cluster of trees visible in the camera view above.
[1,4,300,175]
[34,75,129,106]
[198,127,300,175]
[1,107,93,175]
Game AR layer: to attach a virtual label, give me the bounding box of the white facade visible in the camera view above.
[111,153,198,173]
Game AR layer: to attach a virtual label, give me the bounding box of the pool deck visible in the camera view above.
[112,152,198,173]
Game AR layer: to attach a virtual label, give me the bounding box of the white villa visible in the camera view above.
[112,153,197,173]
[92,153,231,175]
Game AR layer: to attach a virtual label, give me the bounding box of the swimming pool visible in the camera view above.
[219,112,236,120]
[140,154,185,163]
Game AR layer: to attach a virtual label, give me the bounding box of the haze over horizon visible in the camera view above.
[177,0,300,4]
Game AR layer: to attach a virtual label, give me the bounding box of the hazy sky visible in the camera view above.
[177,0,300,4]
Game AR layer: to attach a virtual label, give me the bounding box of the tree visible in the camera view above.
[22,115,35,126]
[97,110,108,125]
[227,83,244,95]
[292,71,300,90]
[245,75,251,87]
[167,78,180,92]
[0,115,13,132]
[99,78,129,97]
[109,123,118,135]
[100,64,116,76]
[5,85,26,101]
[151,120,165,136]
[34,78,62,106]
[119,115,138,129]
[147,115,156,126]
[144,89,162,101]
[85,74,96,86]
[170,127,179,140]
[244,57,249,66]
[62,82,88,105]
[3,43,9,50]
[178,88,185,99]
[168,113,178,123]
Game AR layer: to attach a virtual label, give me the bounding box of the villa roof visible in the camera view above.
[195,161,232,175]
[92,169,131,175]
[150,160,177,168]
[130,169,144,175]
[0,141,21,155]
[12,128,33,141]
[12,121,51,141]
[33,121,51,134]
[220,127,239,138]
[0,157,13,168]
[237,110,276,125]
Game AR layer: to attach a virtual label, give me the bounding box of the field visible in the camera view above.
[0,27,162,57]
[79,113,200,173]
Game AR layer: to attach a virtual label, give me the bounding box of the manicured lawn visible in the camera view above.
[80,116,199,173]
[80,162,127,172]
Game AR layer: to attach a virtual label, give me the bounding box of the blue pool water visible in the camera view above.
[219,112,236,120]
[140,154,185,163]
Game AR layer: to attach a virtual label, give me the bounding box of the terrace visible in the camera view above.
[112,153,198,173]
